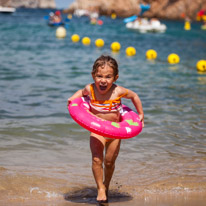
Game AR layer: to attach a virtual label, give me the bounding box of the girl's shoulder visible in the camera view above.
[113,85,128,96]
[83,83,94,96]
[82,84,91,96]
[85,83,92,90]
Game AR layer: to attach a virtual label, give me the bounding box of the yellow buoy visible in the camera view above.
[184,21,191,30]
[202,15,206,22]
[71,34,80,43]
[167,53,180,64]
[146,49,157,60]
[111,42,121,52]
[95,38,104,48]
[111,13,117,19]
[126,47,136,56]
[196,16,201,21]
[56,26,66,38]
[201,25,206,30]
[67,14,72,20]
[82,37,91,46]
[196,60,206,72]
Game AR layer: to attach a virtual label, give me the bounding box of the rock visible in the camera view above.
[145,0,206,20]
[64,0,140,17]
[0,0,56,9]
[64,0,206,20]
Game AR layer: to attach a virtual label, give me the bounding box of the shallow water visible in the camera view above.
[0,8,206,205]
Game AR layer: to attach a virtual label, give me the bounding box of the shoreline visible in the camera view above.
[1,191,206,206]
[1,165,206,205]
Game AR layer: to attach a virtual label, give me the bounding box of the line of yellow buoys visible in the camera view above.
[56,28,206,73]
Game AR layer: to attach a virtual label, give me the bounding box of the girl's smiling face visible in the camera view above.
[92,65,118,95]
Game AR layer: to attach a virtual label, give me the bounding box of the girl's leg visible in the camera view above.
[104,139,121,192]
[90,133,107,201]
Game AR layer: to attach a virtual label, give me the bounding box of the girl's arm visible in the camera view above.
[122,88,144,127]
[67,85,90,105]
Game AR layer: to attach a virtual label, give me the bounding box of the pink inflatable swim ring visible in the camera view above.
[68,97,142,139]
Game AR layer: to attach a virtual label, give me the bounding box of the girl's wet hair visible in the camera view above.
[92,55,118,76]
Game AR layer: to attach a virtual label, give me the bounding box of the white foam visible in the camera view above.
[30,187,40,193]
[30,187,60,198]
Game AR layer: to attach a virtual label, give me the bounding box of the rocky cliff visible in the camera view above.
[65,0,206,20]
[0,0,56,9]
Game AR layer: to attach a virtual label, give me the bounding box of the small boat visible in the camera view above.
[74,9,89,17]
[123,15,138,23]
[48,21,65,27]
[126,18,167,33]
[123,4,150,23]
[47,11,64,27]
[0,6,16,13]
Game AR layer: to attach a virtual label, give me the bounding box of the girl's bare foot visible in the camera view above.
[97,188,107,202]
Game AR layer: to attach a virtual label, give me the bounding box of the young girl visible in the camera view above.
[67,55,144,203]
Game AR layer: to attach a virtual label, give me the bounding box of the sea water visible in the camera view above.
[0,8,206,205]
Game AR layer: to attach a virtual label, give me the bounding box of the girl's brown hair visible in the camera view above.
[92,55,119,77]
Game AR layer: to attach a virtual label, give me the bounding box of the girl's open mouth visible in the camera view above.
[99,85,107,90]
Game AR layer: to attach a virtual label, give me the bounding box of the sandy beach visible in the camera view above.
[1,165,206,206]
[1,190,206,206]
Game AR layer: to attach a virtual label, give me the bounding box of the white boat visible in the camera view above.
[74,9,89,17]
[0,6,16,13]
[74,9,99,19]
[126,18,167,33]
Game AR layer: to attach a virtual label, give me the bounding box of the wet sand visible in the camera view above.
[1,191,206,206]
[1,168,206,206]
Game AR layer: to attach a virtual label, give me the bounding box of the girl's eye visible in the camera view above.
[95,75,113,79]
[107,75,114,79]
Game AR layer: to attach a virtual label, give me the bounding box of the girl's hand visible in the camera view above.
[139,114,144,128]
[67,88,86,106]
[67,99,71,106]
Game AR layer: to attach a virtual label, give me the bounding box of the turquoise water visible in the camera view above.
[0,9,206,205]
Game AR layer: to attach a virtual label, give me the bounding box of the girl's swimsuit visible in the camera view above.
[89,84,128,141]
[89,84,128,112]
